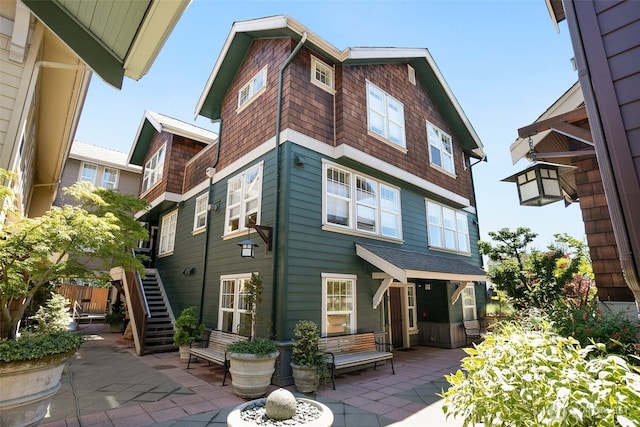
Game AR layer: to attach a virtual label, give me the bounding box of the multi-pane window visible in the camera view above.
[426,201,470,253]
[142,145,165,193]
[238,66,267,109]
[158,209,177,255]
[225,164,262,234]
[101,167,118,189]
[324,162,401,239]
[218,275,252,335]
[407,284,417,330]
[80,163,98,185]
[322,274,356,336]
[311,56,334,91]
[462,284,477,320]
[366,81,405,147]
[193,193,208,231]
[427,122,454,174]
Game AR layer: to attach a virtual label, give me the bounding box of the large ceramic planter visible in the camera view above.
[178,345,191,363]
[227,397,333,427]
[0,350,75,427]
[108,322,125,333]
[228,351,279,398]
[290,363,319,393]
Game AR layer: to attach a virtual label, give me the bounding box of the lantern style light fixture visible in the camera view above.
[238,239,258,258]
[502,137,575,207]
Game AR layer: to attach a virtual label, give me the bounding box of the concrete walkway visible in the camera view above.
[40,324,467,426]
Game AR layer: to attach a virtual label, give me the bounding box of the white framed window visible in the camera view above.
[80,163,98,185]
[193,193,209,232]
[238,66,267,109]
[462,283,477,320]
[366,81,405,148]
[324,161,401,239]
[427,122,455,174]
[225,163,263,235]
[142,145,166,194]
[407,284,417,331]
[101,167,118,189]
[218,274,252,335]
[158,209,177,255]
[322,273,356,336]
[311,55,334,92]
[426,201,470,253]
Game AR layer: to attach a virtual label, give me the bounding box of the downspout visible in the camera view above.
[199,120,223,323]
[272,32,307,340]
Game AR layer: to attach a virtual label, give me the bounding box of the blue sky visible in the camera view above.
[74,0,585,249]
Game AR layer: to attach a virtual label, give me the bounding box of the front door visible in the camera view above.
[389,287,404,349]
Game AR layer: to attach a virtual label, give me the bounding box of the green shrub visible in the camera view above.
[0,331,85,362]
[227,337,277,356]
[173,306,205,346]
[441,321,640,426]
[30,293,73,333]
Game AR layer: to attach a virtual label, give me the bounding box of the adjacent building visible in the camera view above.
[127,16,488,382]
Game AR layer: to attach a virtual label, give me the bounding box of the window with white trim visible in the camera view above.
[218,274,252,335]
[324,162,401,239]
[142,145,165,193]
[80,163,97,185]
[193,193,208,231]
[426,201,470,253]
[407,284,417,330]
[158,209,177,255]
[225,164,263,234]
[322,273,356,336]
[101,167,118,189]
[238,66,267,109]
[311,56,334,91]
[462,284,477,320]
[427,122,454,174]
[366,81,405,147]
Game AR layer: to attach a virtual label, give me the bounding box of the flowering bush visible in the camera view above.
[441,321,640,426]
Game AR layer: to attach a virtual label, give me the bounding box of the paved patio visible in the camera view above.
[40,323,467,426]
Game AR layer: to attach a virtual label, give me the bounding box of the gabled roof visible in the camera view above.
[70,141,141,173]
[128,111,218,166]
[22,0,190,89]
[195,15,485,159]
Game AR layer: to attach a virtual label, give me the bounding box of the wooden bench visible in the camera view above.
[319,332,394,389]
[187,329,248,385]
[463,320,483,346]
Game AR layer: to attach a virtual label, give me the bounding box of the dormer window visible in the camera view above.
[238,66,267,110]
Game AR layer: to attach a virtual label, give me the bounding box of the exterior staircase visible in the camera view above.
[141,270,175,354]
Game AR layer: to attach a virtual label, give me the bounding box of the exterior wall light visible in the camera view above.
[238,239,258,258]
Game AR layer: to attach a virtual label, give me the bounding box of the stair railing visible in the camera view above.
[119,250,152,355]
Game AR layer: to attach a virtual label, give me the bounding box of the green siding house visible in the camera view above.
[127,16,487,384]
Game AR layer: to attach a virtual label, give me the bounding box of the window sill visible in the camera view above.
[367,130,407,153]
[192,228,206,236]
[429,163,457,179]
[322,224,403,244]
[157,251,174,258]
[427,245,472,257]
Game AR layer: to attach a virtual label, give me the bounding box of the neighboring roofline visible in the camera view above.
[128,110,218,166]
[69,142,142,173]
[194,15,485,159]
[509,81,583,163]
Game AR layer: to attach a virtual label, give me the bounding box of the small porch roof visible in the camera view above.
[356,242,486,308]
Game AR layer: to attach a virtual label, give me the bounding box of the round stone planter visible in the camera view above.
[290,363,319,393]
[227,351,279,399]
[0,351,75,427]
[227,397,333,427]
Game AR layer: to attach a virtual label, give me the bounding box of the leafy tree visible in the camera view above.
[479,227,591,309]
[1,172,148,340]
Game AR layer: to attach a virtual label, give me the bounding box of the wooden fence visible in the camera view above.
[56,283,109,315]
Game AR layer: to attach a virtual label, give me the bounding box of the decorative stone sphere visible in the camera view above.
[264,388,297,420]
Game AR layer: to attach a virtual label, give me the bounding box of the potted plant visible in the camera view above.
[226,272,279,398]
[290,320,329,393]
[0,169,148,427]
[173,306,205,363]
[105,299,126,333]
